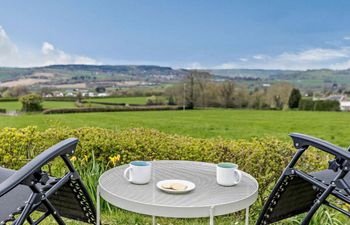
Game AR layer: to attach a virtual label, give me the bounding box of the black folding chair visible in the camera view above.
[256,133,350,225]
[0,138,96,225]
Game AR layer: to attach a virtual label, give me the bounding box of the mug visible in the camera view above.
[123,161,152,184]
[216,162,242,186]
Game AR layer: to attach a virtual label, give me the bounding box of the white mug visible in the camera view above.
[216,162,242,186]
[123,161,152,184]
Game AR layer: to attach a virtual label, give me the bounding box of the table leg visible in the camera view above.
[97,185,101,225]
[245,207,249,225]
[209,206,215,225]
[152,216,156,225]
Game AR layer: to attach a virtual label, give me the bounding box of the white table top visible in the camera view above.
[98,160,258,218]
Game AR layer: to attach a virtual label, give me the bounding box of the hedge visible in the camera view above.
[0,108,6,113]
[42,105,182,114]
[299,99,340,111]
[43,97,77,101]
[0,126,329,205]
[81,100,126,106]
[0,97,18,102]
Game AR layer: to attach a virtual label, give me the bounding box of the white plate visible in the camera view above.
[156,180,196,194]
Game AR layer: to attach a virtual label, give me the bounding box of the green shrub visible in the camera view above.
[0,108,6,113]
[19,94,43,112]
[0,126,329,207]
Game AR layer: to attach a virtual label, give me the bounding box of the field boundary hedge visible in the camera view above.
[42,105,182,114]
[0,97,18,102]
[299,99,340,111]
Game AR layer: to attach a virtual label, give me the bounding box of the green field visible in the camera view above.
[89,96,148,104]
[0,97,148,111]
[0,109,349,146]
[0,101,76,111]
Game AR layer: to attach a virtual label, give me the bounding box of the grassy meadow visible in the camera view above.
[0,97,149,111]
[0,100,76,111]
[0,109,349,146]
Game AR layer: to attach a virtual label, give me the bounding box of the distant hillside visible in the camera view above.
[1,64,350,90]
[207,68,350,90]
[0,65,189,89]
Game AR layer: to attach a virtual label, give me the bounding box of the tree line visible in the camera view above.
[166,70,302,110]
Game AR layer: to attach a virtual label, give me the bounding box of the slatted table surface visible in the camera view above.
[97,160,258,225]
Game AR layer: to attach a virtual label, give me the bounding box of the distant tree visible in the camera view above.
[220,81,235,108]
[183,70,212,109]
[167,95,176,105]
[146,95,165,105]
[288,88,302,109]
[266,82,293,109]
[185,72,195,109]
[2,86,29,98]
[77,92,83,102]
[40,87,52,96]
[19,93,43,112]
[95,86,106,93]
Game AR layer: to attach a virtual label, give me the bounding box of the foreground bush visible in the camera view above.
[0,126,329,205]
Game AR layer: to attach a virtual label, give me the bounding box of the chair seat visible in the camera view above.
[311,169,350,200]
[0,167,32,222]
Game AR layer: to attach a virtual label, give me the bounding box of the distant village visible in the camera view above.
[43,89,110,98]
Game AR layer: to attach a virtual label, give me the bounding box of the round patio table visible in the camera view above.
[97,160,258,225]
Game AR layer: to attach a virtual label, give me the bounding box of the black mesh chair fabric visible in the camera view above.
[259,175,319,224]
[0,167,95,224]
[257,133,350,225]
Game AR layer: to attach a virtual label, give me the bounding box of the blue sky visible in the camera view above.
[1,0,350,70]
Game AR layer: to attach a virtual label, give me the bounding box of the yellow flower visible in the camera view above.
[109,155,121,166]
[83,155,89,162]
[70,156,77,162]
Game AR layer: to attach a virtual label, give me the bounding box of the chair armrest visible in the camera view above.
[0,138,78,197]
[290,133,350,160]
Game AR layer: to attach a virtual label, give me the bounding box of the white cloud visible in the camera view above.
[185,62,203,69]
[0,26,98,67]
[215,47,350,70]
[344,36,350,40]
[253,54,266,60]
[41,42,55,54]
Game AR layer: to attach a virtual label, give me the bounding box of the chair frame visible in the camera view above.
[0,138,96,225]
[256,133,350,225]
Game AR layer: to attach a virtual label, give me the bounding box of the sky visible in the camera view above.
[1,0,350,70]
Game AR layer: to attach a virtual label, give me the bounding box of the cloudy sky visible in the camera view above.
[1,0,350,70]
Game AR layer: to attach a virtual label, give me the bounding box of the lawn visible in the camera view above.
[0,101,76,111]
[0,109,349,146]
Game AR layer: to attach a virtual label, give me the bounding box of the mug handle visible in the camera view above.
[233,170,242,184]
[123,167,132,182]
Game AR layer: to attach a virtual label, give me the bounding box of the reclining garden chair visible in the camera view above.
[256,133,350,225]
[0,138,96,225]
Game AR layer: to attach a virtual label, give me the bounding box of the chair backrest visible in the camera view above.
[0,138,96,225]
